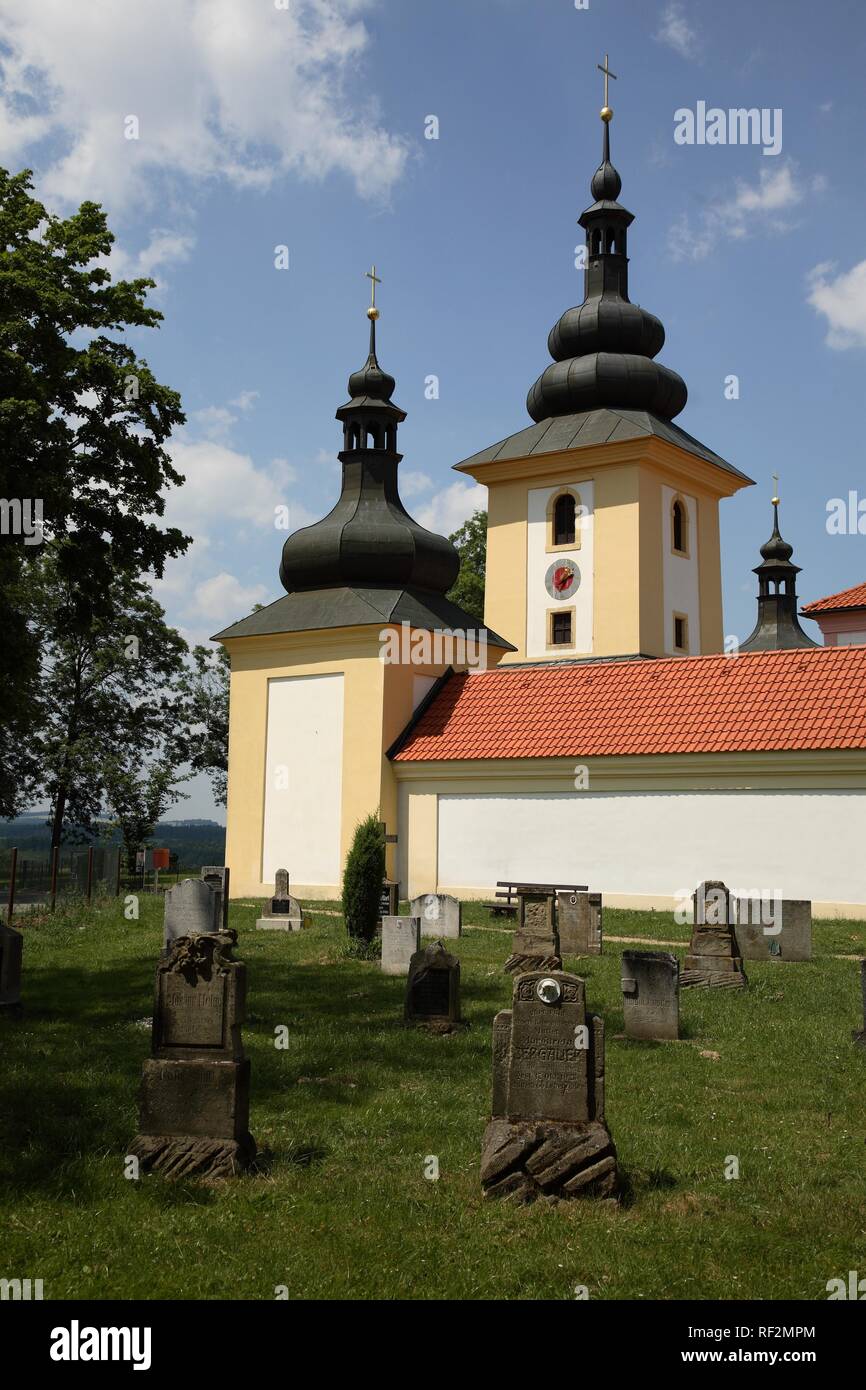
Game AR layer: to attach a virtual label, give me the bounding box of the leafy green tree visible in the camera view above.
[341,813,385,943]
[175,645,230,806]
[28,541,189,850]
[0,167,190,816]
[102,750,190,875]
[446,509,487,622]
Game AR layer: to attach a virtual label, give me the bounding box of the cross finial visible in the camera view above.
[366,265,382,321]
[772,472,780,506]
[597,52,617,122]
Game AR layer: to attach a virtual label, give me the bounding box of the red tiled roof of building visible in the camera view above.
[802,581,866,615]
[392,645,866,762]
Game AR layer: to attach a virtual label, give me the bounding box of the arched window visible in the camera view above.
[554,493,576,546]
[591,229,601,257]
[672,496,689,556]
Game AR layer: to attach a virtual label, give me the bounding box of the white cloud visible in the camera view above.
[807,260,866,349]
[656,2,701,61]
[671,162,815,262]
[0,0,408,216]
[414,481,487,538]
[163,435,315,547]
[400,470,434,498]
[191,572,269,623]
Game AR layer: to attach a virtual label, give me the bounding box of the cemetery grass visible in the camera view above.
[2,898,865,1301]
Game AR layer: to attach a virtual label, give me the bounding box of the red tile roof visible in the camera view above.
[392,646,866,762]
[802,581,866,615]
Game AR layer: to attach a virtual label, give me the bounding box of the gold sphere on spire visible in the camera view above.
[367,305,380,321]
[600,105,613,123]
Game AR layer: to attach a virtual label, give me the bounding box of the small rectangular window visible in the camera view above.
[551,612,573,646]
[674,614,688,652]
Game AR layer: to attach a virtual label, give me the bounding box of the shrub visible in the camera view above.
[342,813,385,943]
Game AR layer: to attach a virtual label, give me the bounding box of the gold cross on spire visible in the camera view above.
[597,52,617,122]
[366,265,382,321]
[772,472,780,506]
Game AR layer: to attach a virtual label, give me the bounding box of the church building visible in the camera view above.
[216,94,866,919]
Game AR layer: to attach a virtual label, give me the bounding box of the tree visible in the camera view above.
[103,751,190,874]
[341,813,385,943]
[446,509,487,623]
[29,541,189,850]
[175,645,230,806]
[0,167,190,816]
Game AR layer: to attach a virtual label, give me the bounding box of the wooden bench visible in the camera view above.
[483,880,589,917]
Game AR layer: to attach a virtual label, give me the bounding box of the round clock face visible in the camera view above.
[545,559,580,601]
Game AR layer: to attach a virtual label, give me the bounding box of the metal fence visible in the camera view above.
[1,846,122,920]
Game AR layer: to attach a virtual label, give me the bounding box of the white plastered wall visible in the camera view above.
[662,485,700,655]
[262,673,344,887]
[526,479,594,658]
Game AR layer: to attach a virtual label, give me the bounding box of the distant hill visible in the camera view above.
[0,816,226,869]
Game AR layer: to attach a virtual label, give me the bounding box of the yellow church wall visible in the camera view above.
[484,479,528,661]
[592,464,641,656]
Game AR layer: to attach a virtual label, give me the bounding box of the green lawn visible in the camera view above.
[1,896,864,1301]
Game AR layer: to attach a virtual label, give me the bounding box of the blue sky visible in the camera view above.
[3,0,865,820]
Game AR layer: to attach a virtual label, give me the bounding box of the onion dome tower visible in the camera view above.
[526,77,687,424]
[740,489,818,652]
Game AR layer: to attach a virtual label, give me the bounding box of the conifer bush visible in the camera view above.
[342,812,385,942]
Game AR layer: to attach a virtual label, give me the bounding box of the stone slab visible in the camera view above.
[411,893,462,940]
[621,950,679,1040]
[381,916,420,976]
[735,898,812,962]
[557,891,602,956]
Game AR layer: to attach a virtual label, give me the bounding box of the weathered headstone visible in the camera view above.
[504,888,561,974]
[404,941,464,1032]
[378,879,399,920]
[201,865,230,931]
[681,881,747,989]
[481,970,617,1203]
[557,891,602,956]
[381,916,421,976]
[130,930,256,1178]
[621,950,679,1040]
[735,897,812,962]
[164,878,222,951]
[0,920,23,1015]
[854,959,866,1049]
[256,868,304,932]
[411,892,462,940]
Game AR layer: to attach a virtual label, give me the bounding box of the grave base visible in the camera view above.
[503,953,562,975]
[481,1117,618,1204]
[255,916,303,932]
[405,1017,468,1036]
[681,965,747,989]
[129,1132,257,1180]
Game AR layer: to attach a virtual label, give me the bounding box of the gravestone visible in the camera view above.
[378,880,399,920]
[735,898,812,962]
[481,970,617,1203]
[164,878,222,951]
[557,891,602,956]
[504,888,561,974]
[256,868,304,932]
[854,959,866,1049]
[404,941,464,1033]
[411,892,462,940]
[0,920,23,1015]
[201,865,230,931]
[681,881,747,989]
[381,916,421,976]
[130,930,256,1178]
[621,950,679,1040]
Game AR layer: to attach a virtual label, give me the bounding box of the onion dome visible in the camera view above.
[527,114,687,424]
[740,494,818,653]
[279,284,459,597]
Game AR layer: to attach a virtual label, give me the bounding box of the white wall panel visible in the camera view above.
[262,673,344,886]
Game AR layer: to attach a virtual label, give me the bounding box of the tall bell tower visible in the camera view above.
[455,59,753,662]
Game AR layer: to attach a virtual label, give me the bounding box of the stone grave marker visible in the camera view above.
[404,941,464,1032]
[481,970,617,1202]
[557,891,602,956]
[735,897,812,962]
[681,881,747,989]
[0,920,23,1015]
[201,865,230,931]
[378,879,399,920]
[411,892,462,940]
[130,930,256,1178]
[381,916,421,976]
[256,868,304,932]
[164,878,222,951]
[621,950,679,1040]
[854,959,866,1049]
[504,888,561,974]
